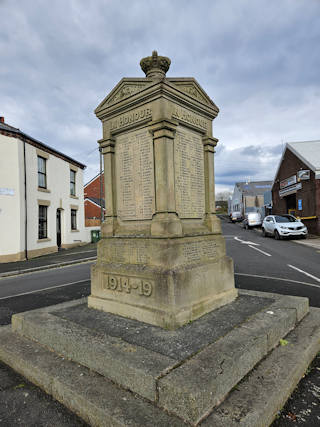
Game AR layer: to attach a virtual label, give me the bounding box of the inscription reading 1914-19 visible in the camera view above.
[116,129,155,221]
[174,128,205,218]
[103,274,153,297]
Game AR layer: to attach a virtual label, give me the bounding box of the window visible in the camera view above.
[70,170,76,196]
[38,156,47,188]
[71,209,77,230]
[38,205,48,239]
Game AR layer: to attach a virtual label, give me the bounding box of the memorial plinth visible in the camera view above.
[88,51,237,328]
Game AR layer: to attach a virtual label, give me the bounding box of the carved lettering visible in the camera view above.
[110,108,152,131]
[182,240,217,263]
[116,129,155,220]
[174,128,205,218]
[103,274,153,297]
[172,107,207,129]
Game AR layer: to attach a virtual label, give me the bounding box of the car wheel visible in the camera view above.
[262,228,266,237]
[301,235,307,239]
[274,230,281,240]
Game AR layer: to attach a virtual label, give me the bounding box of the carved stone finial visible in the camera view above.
[140,51,171,79]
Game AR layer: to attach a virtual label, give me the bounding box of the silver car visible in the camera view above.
[262,215,308,240]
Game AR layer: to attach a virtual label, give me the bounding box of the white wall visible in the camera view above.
[25,143,88,252]
[231,185,242,213]
[84,226,101,243]
[0,135,23,257]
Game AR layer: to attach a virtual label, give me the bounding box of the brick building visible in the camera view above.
[272,140,320,235]
[84,172,105,226]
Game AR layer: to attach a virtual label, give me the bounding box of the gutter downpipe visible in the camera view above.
[23,139,28,260]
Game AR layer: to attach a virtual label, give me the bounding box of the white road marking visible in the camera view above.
[235,272,320,289]
[234,237,260,246]
[248,245,272,257]
[287,264,320,283]
[0,279,89,301]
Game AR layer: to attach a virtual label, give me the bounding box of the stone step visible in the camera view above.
[8,291,309,424]
[201,307,320,426]
[0,305,319,426]
[0,325,185,427]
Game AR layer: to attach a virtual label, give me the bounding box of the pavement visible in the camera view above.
[0,243,97,278]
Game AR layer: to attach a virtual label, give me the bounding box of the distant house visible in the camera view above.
[84,172,105,226]
[272,140,320,235]
[229,181,273,217]
[0,116,87,262]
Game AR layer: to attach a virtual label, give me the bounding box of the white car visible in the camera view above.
[262,215,308,240]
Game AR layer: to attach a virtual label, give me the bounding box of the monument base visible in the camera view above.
[1,290,319,426]
[89,234,237,329]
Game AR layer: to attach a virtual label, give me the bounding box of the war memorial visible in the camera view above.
[0,52,319,426]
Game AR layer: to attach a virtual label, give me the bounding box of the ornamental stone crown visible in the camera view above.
[140,50,171,78]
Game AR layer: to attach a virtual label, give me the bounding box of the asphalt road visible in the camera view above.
[0,226,319,425]
[222,219,320,307]
[0,263,92,326]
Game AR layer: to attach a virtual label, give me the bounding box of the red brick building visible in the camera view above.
[272,140,320,235]
[84,173,105,226]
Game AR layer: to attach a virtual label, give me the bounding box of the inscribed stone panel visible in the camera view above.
[116,129,155,221]
[174,127,205,218]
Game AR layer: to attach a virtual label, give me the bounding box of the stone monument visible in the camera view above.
[1,52,319,427]
[88,51,237,328]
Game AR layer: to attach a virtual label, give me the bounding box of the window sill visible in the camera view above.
[38,187,51,193]
[70,195,78,199]
[37,238,51,243]
[71,229,79,232]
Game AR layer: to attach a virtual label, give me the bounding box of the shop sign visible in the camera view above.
[279,182,302,197]
[280,175,297,189]
[298,199,302,210]
[297,170,310,181]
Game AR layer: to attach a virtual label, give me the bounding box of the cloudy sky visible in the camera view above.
[1,0,319,193]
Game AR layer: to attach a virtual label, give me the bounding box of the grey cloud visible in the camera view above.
[0,0,319,185]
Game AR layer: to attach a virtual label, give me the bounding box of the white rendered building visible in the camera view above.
[0,116,87,262]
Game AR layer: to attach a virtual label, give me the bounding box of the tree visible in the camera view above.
[215,191,232,202]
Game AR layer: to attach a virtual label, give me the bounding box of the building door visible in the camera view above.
[285,194,296,214]
[56,209,61,248]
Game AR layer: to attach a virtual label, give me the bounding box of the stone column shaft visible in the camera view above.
[149,120,183,237]
[203,136,221,233]
[99,137,117,236]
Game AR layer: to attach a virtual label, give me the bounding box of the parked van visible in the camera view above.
[243,212,262,229]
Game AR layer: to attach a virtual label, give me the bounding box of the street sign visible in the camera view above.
[297,170,310,181]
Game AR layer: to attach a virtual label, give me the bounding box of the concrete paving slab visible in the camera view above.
[201,307,320,427]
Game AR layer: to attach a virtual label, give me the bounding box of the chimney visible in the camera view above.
[0,117,4,123]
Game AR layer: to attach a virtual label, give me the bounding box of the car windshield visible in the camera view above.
[274,215,296,223]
